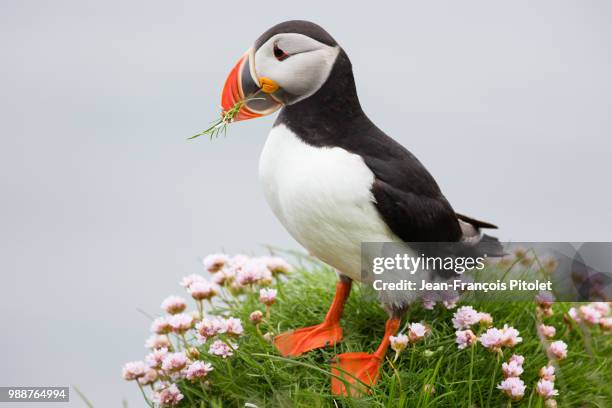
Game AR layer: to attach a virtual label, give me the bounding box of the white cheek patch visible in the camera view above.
[275,34,325,55]
[254,34,340,103]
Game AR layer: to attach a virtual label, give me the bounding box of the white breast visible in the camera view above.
[258,124,398,281]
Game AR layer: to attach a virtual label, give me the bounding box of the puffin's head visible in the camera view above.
[221,20,340,121]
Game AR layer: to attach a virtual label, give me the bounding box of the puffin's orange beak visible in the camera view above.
[221,48,282,122]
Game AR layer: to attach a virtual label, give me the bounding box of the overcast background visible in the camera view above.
[1,0,611,406]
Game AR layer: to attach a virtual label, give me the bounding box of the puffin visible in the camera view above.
[216,20,498,396]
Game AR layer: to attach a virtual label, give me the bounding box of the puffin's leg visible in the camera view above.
[330,316,401,397]
[274,276,352,357]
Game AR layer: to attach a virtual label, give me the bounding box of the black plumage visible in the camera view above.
[273,42,474,243]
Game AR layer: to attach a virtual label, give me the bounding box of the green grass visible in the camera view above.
[173,262,611,408]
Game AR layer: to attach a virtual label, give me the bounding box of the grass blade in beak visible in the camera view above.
[189,97,264,140]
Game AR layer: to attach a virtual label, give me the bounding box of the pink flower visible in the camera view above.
[237,259,272,286]
[544,399,558,408]
[497,377,526,400]
[189,280,218,301]
[540,256,558,274]
[259,288,277,306]
[161,352,189,373]
[225,317,244,337]
[455,329,477,350]
[452,306,481,329]
[536,291,555,308]
[196,317,226,341]
[138,369,158,385]
[479,327,504,351]
[408,322,428,342]
[501,325,522,347]
[168,313,194,334]
[229,254,250,271]
[154,384,184,407]
[538,324,556,339]
[539,305,554,317]
[600,317,612,331]
[548,340,567,360]
[153,382,168,392]
[509,354,525,366]
[539,365,555,381]
[443,296,458,310]
[591,302,610,316]
[145,334,171,350]
[212,268,235,285]
[536,379,558,399]
[229,281,245,295]
[422,298,436,310]
[502,360,524,378]
[568,307,581,323]
[161,296,187,315]
[478,312,494,327]
[579,305,602,325]
[209,340,235,358]
[389,333,409,352]
[183,361,213,380]
[179,274,206,289]
[145,347,169,369]
[122,361,147,380]
[151,317,172,334]
[236,268,260,286]
[249,310,264,324]
[203,253,230,272]
[262,256,292,275]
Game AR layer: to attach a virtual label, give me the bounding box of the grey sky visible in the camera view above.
[1,0,611,406]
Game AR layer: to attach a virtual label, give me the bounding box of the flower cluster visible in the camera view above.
[421,292,459,310]
[389,322,429,361]
[567,302,611,330]
[534,300,568,361]
[497,354,526,400]
[536,365,558,407]
[452,306,493,330]
[479,325,522,353]
[449,306,526,401]
[451,305,494,350]
[122,252,289,407]
[536,291,555,317]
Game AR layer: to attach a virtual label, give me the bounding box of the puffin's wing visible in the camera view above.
[342,124,460,243]
[370,178,462,242]
[355,125,497,243]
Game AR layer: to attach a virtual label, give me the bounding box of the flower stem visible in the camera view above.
[487,359,499,407]
[196,300,204,319]
[137,382,154,408]
[387,357,402,389]
[180,333,190,350]
[468,344,475,407]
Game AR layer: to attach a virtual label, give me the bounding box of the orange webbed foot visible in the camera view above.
[274,322,343,357]
[331,352,383,396]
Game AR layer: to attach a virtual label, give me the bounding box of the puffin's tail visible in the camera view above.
[456,213,504,258]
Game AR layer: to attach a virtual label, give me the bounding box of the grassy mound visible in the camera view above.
[178,261,611,407]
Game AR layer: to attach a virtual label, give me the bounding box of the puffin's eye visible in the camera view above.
[273,43,289,61]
